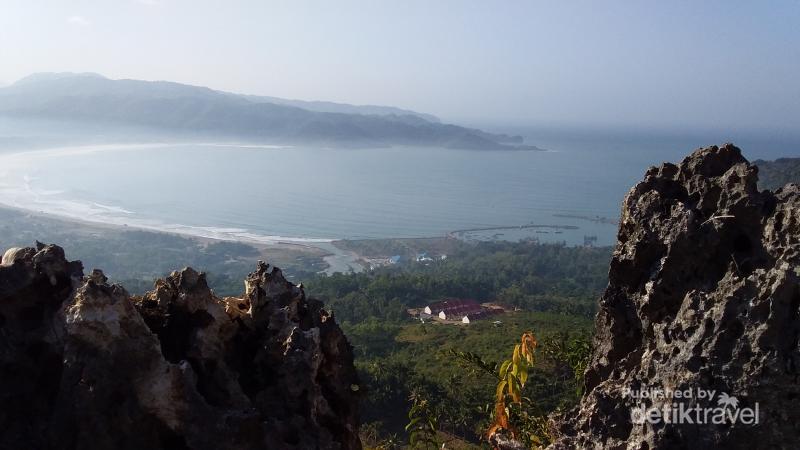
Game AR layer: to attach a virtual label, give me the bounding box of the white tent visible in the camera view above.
[438,311,447,320]
[462,315,470,324]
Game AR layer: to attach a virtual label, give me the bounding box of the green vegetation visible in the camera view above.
[488,332,539,440]
[334,237,464,260]
[304,241,609,448]
[405,395,441,449]
[0,209,610,447]
[349,313,593,448]
[0,207,327,293]
[306,241,611,323]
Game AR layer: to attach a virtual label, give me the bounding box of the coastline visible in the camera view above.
[0,141,614,273]
[0,203,366,275]
[0,141,369,274]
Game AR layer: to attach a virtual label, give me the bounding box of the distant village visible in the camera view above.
[362,251,446,270]
[407,298,509,325]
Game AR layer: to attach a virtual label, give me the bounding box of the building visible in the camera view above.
[462,316,470,324]
[426,298,488,322]
[415,252,434,262]
[462,308,500,320]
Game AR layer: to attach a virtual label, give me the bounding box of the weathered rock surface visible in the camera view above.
[549,144,799,449]
[0,243,360,450]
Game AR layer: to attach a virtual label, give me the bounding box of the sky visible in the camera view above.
[0,0,798,132]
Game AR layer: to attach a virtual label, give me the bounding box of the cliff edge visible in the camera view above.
[0,244,361,449]
[550,144,799,449]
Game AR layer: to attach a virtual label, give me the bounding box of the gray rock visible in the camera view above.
[0,244,361,449]
[549,144,800,450]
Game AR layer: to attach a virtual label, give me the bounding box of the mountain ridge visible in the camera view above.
[753,157,800,190]
[0,72,538,150]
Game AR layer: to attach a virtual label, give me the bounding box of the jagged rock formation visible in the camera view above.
[549,144,799,449]
[0,243,360,450]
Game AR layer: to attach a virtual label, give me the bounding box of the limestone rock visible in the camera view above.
[0,246,360,449]
[549,144,800,449]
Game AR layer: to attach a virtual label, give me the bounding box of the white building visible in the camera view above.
[462,315,470,324]
[438,311,447,320]
[424,306,432,315]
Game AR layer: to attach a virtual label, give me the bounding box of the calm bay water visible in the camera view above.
[0,124,796,248]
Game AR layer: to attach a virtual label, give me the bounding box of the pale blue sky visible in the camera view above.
[1,1,798,131]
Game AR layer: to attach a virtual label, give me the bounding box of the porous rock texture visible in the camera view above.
[549,144,799,449]
[0,243,361,450]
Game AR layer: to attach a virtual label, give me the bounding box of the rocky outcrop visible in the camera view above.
[550,144,799,449]
[0,243,360,449]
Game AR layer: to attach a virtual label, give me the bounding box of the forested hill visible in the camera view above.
[306,241,612,324]
[0,72,540,150]
[754,157,800,190]
[302,240,610,448]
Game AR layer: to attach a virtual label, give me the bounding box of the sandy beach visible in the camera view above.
[0,203,365,274]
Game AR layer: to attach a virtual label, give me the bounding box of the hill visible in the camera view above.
[0,73,539,150]
[753,157,800,190]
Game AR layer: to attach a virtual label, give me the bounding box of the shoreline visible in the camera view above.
[0,203,366,274]
[0,202,333,247]
[0,141,612,272]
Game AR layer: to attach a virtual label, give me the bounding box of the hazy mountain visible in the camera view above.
[754,157,800,190]
[240,94,441,123]
[0,73,538,150]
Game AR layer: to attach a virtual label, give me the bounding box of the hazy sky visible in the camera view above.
[1,1,798,131]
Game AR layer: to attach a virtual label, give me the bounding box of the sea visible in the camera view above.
[0,118,796,253]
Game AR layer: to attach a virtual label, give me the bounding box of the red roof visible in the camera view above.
[428,298,479,313]
[463,309,500,320]
[428,298,499,318]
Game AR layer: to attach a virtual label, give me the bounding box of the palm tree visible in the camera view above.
[717,393,739,410]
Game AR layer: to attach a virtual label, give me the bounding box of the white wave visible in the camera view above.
[92,202,135,214]
[0,141,293,164]
[0,193,333,246]
[0,141,336,246]
[194,143,293,150]
[0,142,175,163]
[35,189,64,196]
[225,231,333,244]
[176,225,250,234]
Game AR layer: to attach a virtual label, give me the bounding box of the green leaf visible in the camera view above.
[405,416,421,432]
[507,372,521,400]
[499,360,512,378]
[495,380,507,400]
[518,368,528,387]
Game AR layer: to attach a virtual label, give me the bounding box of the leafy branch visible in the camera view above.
[405,393,440,449]
[445,349,499,379]
[488,332,538,440]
